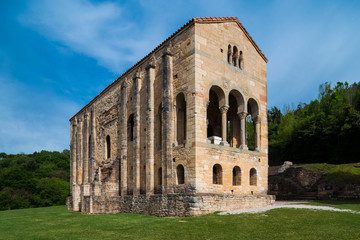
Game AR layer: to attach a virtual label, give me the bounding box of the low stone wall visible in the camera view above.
[67,194,275,217]
[269,166,360,200]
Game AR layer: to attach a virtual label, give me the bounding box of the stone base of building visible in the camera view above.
[67,193,275,217]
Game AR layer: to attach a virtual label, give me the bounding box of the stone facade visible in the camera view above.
[67,17,274,216]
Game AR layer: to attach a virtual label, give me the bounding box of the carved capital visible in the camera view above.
[133,69,141,81]
[219,105,229,113]
[121,81,127,90]
[253,115,262,124]
[146,56,156,69]
[237,111,248,120]
[163,42,173,56]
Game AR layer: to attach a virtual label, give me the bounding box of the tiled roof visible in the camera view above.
[70,17,267,120]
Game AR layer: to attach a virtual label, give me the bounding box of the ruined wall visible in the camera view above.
[269,166,360,200]
[69,23,197,211]
[75,193,274,217]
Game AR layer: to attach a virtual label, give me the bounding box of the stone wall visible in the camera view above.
[269,166,360,200]
[68,193,274,217]
[193,21,269,195]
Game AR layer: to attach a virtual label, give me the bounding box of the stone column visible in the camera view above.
[83,112,89,184]
[146,57,155,195]
[133,70,141,195]
[70,119,77,188]
[220,105,229,146]
[76,118,83,185]
[238,111,248,150]
[74,117,82,211]
[89,108,95,183]
[254,115,261,151]
[82,112,90,197]
[119,82,128,196]
[162,44,174,194]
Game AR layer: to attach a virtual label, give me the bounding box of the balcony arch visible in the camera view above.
[207,86,226,143]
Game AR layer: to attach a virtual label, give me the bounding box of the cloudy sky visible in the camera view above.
[1,0,360,154]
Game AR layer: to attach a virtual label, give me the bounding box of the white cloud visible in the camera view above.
[20,0,159,73]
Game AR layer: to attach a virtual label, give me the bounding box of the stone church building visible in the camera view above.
[67,17,274,216]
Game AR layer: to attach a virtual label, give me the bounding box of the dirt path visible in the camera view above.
[220,201,359,215]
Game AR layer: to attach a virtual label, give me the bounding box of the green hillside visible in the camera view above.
[0,150,70,210]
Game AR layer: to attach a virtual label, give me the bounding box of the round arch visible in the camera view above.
[247,98,260,117]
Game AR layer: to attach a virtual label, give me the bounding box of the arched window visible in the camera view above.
[158,167,162,186]
[232,46,238,67]
[239,51,244,69]
[157,104,162,149]
[228,90,245,148]
[207,86,225,140]
[176,164,185,184]
[88,135,91,157]
[213,164,223,185]
[227,44,232,64]
[176,93,186,145]
[250,168,257,186]
[233,166,241,186]
[106,135,111,159]
[127,114,134,142]
[247,99,259,151]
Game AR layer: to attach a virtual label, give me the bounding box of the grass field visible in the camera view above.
[0,202,359,240]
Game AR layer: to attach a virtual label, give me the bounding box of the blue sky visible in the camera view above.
[1,0,360,154]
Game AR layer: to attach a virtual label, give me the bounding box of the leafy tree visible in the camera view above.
[268,81,360,165]
[34,178,69,207]
[0,150,70,211]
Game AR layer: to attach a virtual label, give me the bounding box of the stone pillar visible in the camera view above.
[133,70,141,195]
[220,105,229,146]
[120,82,128,196]
[162,44,174,194]
[76,118,83,185]
[89,108,95,183]
[146,57,155,195]
[238,111,248,150]
[70,119,77,189]
[82,112,90,197]
[254,115,261,151]
[74,117,82,211]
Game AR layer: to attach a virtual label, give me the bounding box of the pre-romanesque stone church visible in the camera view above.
[67,17,274,216]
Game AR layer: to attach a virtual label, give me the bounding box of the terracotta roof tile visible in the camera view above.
[70,17,267,120]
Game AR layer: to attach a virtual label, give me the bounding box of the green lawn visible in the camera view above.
[0,203,359,240]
